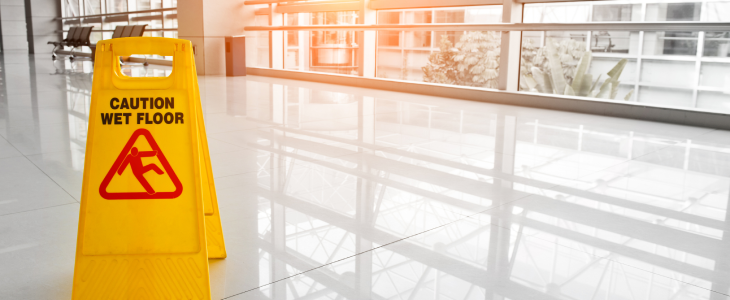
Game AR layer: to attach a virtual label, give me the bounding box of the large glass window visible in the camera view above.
[376,6,502,83]
[247,14,270,69]
[106,0,127,13]
[60,0,177,46]
[310,11,359,75]
[247,0,730,115]
[522,1,730,112]
[230,9,363,73]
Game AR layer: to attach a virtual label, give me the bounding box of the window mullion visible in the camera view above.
[498,0,523,92]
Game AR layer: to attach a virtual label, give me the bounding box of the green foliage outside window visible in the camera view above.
[422,32,634,101]
[423,32,501,89]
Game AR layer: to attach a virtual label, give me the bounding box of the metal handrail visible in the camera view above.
[54,28,178,34]
[245,22,730,32]
[244,0,311,4]
[56,7,177,20]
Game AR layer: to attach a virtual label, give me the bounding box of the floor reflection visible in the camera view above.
[211,78,730,299]
[0,53,729,299]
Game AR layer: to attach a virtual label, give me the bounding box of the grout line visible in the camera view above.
[224,173,730,299]
[204,107,413,137]
[206,125,280,136]
[23,155,80,203]
[218,125,730,299]
[221,187,538,300]
[220,210,476,299]
[0,134,80,203]
[478,206,730,299]
[0,202,78,218]
[450,128,730,296]
[0,121,72,141]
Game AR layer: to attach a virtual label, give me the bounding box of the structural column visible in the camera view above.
[178,0,249,75]
[0,0,29,52]
[27,0,62,54]
[0,0,63,54]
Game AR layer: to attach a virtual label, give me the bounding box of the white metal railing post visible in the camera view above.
[269,4,284,69]
[298,12,310,71]
[358,0,377,77]
[498,0,523,92]
[693,31,705,108]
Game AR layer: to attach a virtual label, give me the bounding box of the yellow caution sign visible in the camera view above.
[72,37,225,300]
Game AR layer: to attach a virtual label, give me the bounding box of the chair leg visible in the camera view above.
[51,45,59,60]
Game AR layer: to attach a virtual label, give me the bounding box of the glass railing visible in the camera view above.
[244,1,730,114]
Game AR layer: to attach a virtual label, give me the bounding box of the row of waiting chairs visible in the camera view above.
[48,26,93,59]
[91,25,147,63]
[49,25,147,62]
[110,25,147,40]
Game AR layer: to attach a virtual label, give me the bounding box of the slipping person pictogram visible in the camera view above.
[117,147,164,194]
[99,129,183,200]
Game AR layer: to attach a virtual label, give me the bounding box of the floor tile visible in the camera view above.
[25,151,85,201]
[0,135,22,159]
[227,212,730,300]
[0,156,77,216]
[0,204,79,300]
[2,122,75,156]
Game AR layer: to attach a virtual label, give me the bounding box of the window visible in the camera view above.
[592,5,639,22]
[60,0,177,47]
[310,11,359,75]
[376,6,502,82]
[247,0,730,114]
[521,1,730,112]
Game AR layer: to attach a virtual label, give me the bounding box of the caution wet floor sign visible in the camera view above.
[72,37,225,300]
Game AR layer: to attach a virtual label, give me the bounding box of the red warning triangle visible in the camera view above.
[99,128,183,200]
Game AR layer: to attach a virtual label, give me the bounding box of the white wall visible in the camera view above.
[178,0,255,75]
[29,0,62,54]
[0,0,60,54]
[0,0,29,51]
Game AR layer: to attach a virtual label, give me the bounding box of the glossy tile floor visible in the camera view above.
[2,51,730,300]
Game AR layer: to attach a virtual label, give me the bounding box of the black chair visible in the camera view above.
[69,26,94,61]
[76,26,93,47]
[64,27,79,45]
[111,26,124,39]
[48,27,78,60]
[121,26,134,38]
[116,25,149,66]
[130,25,147,37]
[69,26,84,45]
[49,26,94,61]
[89,25,148,64]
